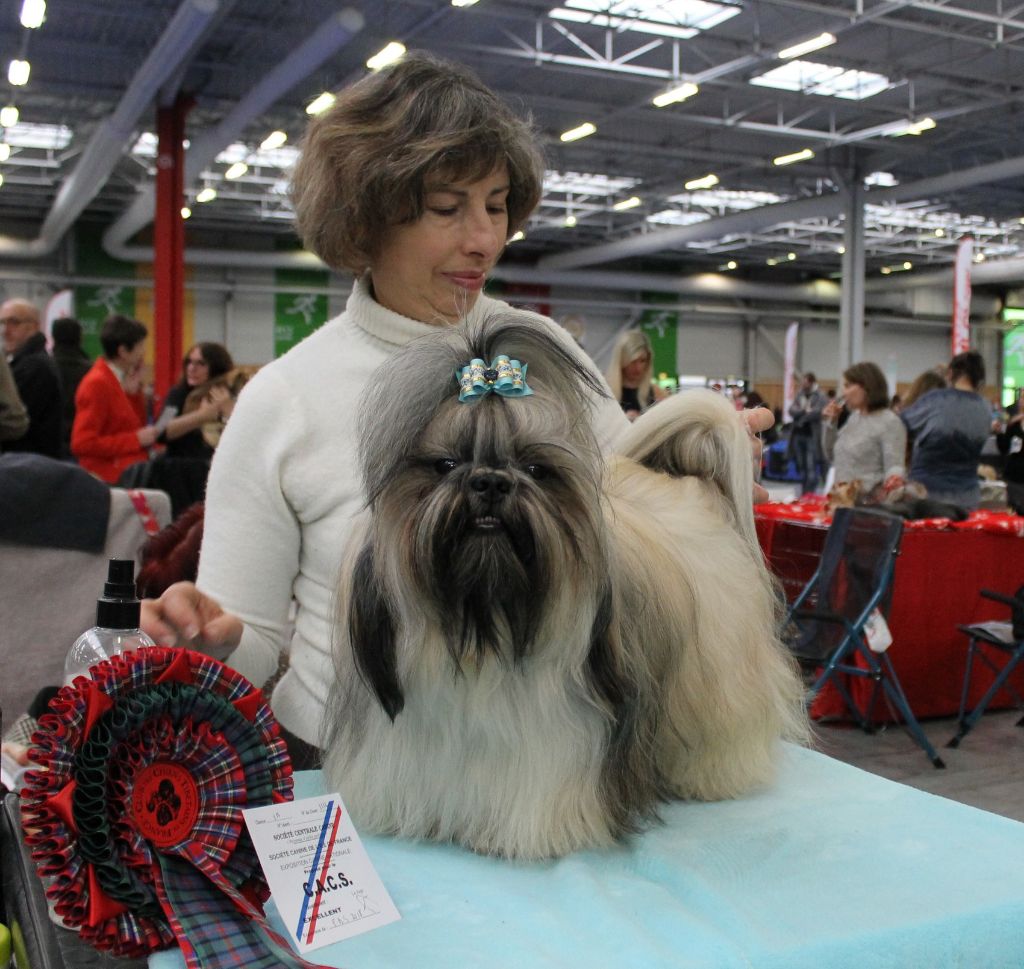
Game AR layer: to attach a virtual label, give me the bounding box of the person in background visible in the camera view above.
[50,316,92,457]
[604,328,667,421]
[155,342,234,459]
[0,351,28,448]
[822,361,906,496]
[71,314,157,483]
[997,393,1024,514]
[0,298,62,458]
[901,350,992,510]
[788,372,826,495]
[139,53,774,768]
[901,368,946,411]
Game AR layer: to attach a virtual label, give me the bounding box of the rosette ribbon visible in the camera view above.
[19,648,334,969]
[456,355,533,402]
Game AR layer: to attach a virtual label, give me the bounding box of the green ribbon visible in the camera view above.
[456,355,533,402]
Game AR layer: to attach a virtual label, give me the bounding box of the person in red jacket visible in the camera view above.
[71,315,157,483]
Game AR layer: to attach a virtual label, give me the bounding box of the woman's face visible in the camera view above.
[184,347,210,387]
[370,165,510,324]
[842,379,867,412]
[622,353,650,385]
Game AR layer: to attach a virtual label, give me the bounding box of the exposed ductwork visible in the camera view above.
[866,254,1024,292]
[0,0,221,259]
[102,8,365,264]
[537,155,1024,272]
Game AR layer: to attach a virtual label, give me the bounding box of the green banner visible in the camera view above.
[639,293,678,389]
[1003,317,1024,408]
[74,285,137,360]
[273,269,329,358]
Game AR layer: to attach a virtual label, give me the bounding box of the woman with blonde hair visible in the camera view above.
[605,328,666,420]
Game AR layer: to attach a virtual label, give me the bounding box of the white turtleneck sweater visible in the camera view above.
[197,278,629,746]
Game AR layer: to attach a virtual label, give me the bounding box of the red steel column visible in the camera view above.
[153,95,190,402]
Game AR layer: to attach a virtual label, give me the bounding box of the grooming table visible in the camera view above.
[146,745,1024,969]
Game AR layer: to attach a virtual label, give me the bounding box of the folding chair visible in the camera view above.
[947,588,1024,749]
[784,507,946,768]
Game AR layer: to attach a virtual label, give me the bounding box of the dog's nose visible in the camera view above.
[469,472,512,497]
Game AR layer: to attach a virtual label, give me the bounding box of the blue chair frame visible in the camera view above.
[947,588,1024,749]
[784,507,945,769]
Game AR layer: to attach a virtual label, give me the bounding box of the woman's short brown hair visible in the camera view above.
[843,361,891,412]
[291,52,544,273]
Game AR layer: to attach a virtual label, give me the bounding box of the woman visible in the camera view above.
[901,351,992,509]
[604,329,666,420]
[155,342,234,459]
[141,53,772,767]
[821,361,906,497]
[901,368,946,411]
[997,394,1024,514]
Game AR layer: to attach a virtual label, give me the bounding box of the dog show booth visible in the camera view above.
[755,502,1024,722]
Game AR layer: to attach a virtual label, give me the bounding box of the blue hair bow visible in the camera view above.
[456,355,534,402]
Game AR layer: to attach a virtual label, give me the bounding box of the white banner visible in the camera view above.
[783,321,799,421]
[951,235,973,355]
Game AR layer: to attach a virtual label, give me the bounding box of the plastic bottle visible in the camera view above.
[63,559,155,686]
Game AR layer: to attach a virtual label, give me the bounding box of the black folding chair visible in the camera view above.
[784,507,945,768]
[947,588,1024,749]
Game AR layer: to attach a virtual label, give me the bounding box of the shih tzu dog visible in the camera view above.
[322,311,806,860]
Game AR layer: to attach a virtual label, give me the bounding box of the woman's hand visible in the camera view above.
[741,406,773,503]
[141,582,242,660]
[206,384,234,420]
[137,425,159,448]
[822,398,843,423]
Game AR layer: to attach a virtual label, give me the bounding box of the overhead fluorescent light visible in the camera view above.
[3,120,70,148]
[196,187,217,203]
[1,106,20,128]
[180,206,192,220]
[224,162,248,180]
[0,144,9,161]
[888,117,936,137]
[646,209,710,226]
[509,230,525,242]
[260,130,287,151]
[8,60,30,87]
[719,260,737,271]
[0,173,4,188]
[612,195,641,211]
[766,257,780,266]
[864,170,897,187]
[778,32,836,61]
[451,0,479,5]
[560,122,596,142]
[652,81,699,108]
[366,42,406,71]
[773,148,814,166]
[20,0,46,28]
[684,173,719,191]
[549,0,740,42]
[750,60,891,100]
[543,170,637,194]
[305,92,335,115]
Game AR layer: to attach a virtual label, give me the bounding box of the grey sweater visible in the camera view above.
[822,408,907,493]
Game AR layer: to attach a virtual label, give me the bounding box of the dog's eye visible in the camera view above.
[434,458,458,475]
[525,464,549,480]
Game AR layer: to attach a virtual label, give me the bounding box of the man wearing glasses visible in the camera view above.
[1,299,62,458]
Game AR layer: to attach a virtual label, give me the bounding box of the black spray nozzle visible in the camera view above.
[97,559,141,629]
[103,559,138,600]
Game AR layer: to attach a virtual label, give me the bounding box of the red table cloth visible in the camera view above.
[756,502,1024,722]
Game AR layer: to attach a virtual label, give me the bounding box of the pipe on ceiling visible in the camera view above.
[102,8,365,262]
[866,254,1024,292]
[0,0,221,259]
[537,154,1024,272]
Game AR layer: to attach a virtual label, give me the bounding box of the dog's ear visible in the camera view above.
[348,545,404,721]
[584,585,630,711]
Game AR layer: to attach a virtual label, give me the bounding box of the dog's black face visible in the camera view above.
[345,314,614,721]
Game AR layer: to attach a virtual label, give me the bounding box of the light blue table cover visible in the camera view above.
[151,745,1024,968]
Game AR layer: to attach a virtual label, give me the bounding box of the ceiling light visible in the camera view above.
[773,148,814,167]
[180,206,192,219]
[224,161,248,179]
[0,173,4,188]
[509,230,525,242]
[836,245,845,254]
[612,195,641,211]
[196,187,217,203]
[934,228,945,237]
[260,130,287,151]
[20,0,45,28]
[8,60,30,87]
[684,173,719,191]
[719,260,737,271]
[451,0,478,6]
[0,106,18,127]
[0,144,9,161]
[560,122,596,142]
[778,32,836,60]
[974,252,985,263]
[903,261,912,270]
[305,92,335,115]
[652,81,699,108]
[880,266,892,275]
[750,61,891,101]
[564,214,577,227]
[864,170,897,187]
[366,42,406,71]
[787,252,797,261]
[888,117,936,137]
[766,257,780,266]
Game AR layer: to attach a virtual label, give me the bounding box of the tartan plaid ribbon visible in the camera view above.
[19,647,336,969]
